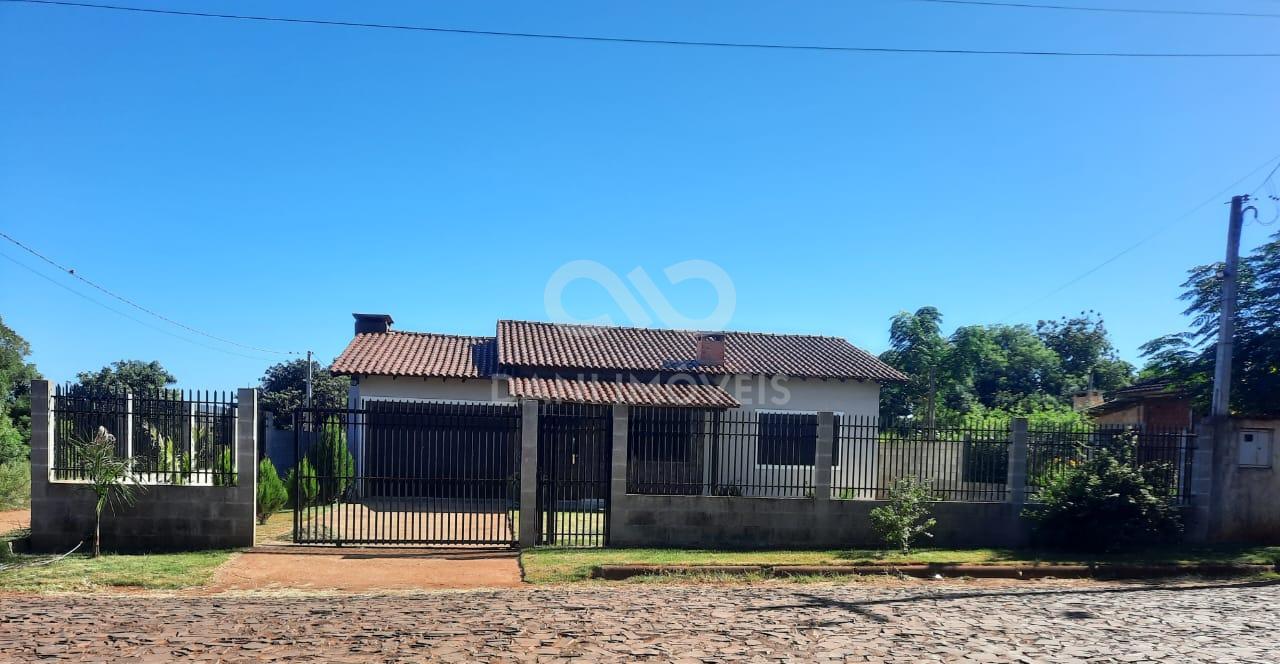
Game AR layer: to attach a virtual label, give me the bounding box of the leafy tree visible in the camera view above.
[76,360,176,395]
[1139,229,1280,417]
[869,476,937,554]
[258,358,348,428]
[256,459,288,524]
[70,426,143,557]
[1036,311,1134,394]
[878,307,951,419]
[951,324,1063,411]
[0,315,39,454]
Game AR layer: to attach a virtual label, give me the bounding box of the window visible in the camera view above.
[755,412,841,466]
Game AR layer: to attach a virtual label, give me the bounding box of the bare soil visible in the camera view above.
[0,509,29,535]
[202,544,523,593]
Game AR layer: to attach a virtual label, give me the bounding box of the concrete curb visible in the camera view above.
[590,562,1276,581]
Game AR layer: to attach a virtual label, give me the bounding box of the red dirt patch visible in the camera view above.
[203,545,523,593]
[0,509,29,535]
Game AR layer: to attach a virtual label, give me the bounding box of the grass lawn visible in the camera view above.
[0,549,232,592]
[521,545,1280,584]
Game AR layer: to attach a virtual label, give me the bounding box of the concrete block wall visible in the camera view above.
[28,381,258,553]
[606,405,1031,549]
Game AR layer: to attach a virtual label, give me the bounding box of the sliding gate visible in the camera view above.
[292,401,521,546]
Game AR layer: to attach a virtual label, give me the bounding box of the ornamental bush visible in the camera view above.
[1022,437,1182,552]
[870,476,937,554]
[256,459,288,524]
[307,416,353,504]
[285,458,318,508]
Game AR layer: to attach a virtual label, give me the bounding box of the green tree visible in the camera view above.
[1139,229,1280,417]
[1036,311,1134,394]
[256,459,288,524]
[307,416,353,504]
[953,324,1064,410]
[285,458,318,507]
[76,360,176,394]
[259,358,349,428]
[0,315,40,456]
[878,307,953,419]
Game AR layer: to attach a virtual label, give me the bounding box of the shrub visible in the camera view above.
[212,448,237,487]
[869,476,937,554]
[0,460,30,510]
[307,417,353,504]
[70,426,143,557]
[285,458,318,507]
[256,459,288,524]
[1022,438,1182,552]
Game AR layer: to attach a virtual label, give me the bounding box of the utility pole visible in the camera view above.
[305,349,314,410]
[1211,195,1246,417]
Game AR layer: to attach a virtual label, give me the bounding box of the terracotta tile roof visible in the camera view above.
[331,331,496,378]
[497,320,907,382]
[508,376,740,408]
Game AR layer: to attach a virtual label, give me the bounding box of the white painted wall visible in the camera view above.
[355,375,514,404]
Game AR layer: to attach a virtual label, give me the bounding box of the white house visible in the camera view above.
[331,313,907,497]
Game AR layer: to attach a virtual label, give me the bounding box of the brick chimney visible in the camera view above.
[353,313,394,335]
[696,332,726,366]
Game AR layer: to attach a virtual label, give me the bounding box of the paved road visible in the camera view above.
[2,579,1276,662]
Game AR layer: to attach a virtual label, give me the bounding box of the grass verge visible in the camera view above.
[0,549,232,592]
[521,545,1280,584]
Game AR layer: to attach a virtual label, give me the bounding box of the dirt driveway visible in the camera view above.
[204,545,523,593]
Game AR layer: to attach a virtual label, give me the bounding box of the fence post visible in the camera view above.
[124,392,134,461]
[815,411,834,501]
[610,405,630,542]
[233,388,259,547]
[28,381,52,546]
[518,400,539,548]
[1007,417,1028,506]
[1186,418,1217,542]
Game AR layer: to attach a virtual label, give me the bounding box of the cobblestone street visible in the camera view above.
[2,579,1276,662]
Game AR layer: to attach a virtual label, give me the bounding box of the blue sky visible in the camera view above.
[2,0,1278,388]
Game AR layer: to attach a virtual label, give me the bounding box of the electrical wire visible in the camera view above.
[0,231,296,356]
[1005,151,1280,319]
[4,0,1280,58]
[905,0,1280,19]
[0,249,278,361]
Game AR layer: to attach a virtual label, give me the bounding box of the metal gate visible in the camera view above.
[537,403,612,546]
[292,401,521,546]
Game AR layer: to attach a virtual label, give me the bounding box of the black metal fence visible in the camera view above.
[1026,423,1194,504]
[293,401,521,546]
[835,416,1012,502]
[51,383,237,485]
[538,402,612,546]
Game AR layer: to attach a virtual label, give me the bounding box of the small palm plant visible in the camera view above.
[71,426,144,557]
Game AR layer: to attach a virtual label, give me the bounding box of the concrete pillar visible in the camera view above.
[518,400,539,548]
[233,388,259,548]
[1186,418,1217,542]
[28,380,52,550]
[814,411,834,501]
[1007,417,1028,506]
[610,405,630,539]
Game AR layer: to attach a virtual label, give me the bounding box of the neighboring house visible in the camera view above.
[1087,378,1195,430]
[329,313,907,496]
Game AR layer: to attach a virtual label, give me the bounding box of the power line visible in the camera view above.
[0,230,297,356]
[1251,159,1280,195]
[1006,151,1280,320]
[0,249,276,361]
[905,0,1280,19]
[4,0,1280,58]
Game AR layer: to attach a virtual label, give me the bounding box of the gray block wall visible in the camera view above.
[28,381,258,553]
[609,494,1029,549]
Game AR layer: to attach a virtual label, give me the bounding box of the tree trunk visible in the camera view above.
[93,511,101,558]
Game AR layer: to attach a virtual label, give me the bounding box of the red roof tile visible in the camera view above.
[331,331,495,378]
[497,320,906,382]
[508,376,739,408]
